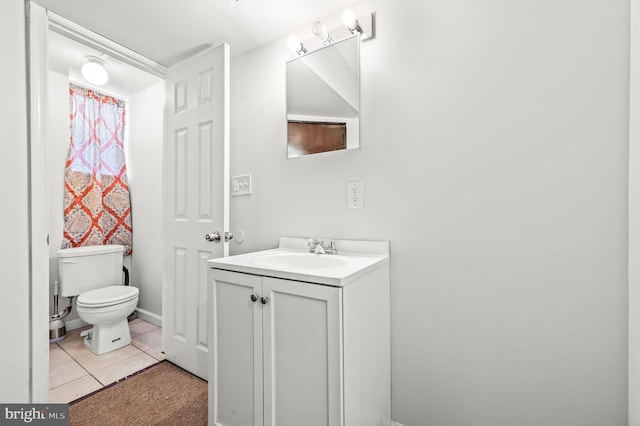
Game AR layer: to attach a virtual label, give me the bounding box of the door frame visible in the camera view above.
[28,3,188,400]
[28,2,49,402]
[631,0,640,422]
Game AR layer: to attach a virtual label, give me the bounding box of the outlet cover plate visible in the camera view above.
[347,181,364,208]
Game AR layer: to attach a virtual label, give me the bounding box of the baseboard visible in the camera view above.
[134,307,162,327]
[58,309,161,331]
[391,421,405,426]
[64,317,88,331]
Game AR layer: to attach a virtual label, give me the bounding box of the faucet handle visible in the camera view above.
[306,238,337,254]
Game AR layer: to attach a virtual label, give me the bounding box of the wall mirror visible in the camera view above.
[286,34,360,158]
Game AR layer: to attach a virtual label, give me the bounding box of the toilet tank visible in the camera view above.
[57,245,125,297]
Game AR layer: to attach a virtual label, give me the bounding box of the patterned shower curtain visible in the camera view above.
[61,84,133,255]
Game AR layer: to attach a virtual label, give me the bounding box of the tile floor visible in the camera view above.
[49,318,164,403]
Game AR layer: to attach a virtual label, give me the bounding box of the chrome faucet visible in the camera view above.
[307,238,337,255]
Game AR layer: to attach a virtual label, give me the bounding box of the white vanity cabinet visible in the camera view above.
[207,240,390,426]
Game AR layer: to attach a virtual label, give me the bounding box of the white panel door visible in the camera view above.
[163,43,229,379]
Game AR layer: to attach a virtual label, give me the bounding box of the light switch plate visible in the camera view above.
[231,174,252,196]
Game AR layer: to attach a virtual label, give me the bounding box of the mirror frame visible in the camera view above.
[286,34,360,158]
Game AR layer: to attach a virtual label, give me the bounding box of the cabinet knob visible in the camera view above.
[250,293,258,302]
[260,296,269,305]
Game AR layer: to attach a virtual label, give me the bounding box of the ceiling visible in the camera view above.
[48,30,163,98]
[37,0,360,97]
[33,0,359,66]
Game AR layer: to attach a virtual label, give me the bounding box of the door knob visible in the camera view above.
[250,293,258,302]
[205,231,221,243]
[260,296,269,305]
[224,231,234,242]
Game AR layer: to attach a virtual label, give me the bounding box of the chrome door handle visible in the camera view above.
[224,231,234,242]
[205,231,221,243]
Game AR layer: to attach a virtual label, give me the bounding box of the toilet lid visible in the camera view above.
[77,286,139,308]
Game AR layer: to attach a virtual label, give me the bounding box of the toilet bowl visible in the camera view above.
[76,285,139,355]
[57,244,138,355]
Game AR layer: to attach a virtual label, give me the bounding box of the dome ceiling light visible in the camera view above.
[81,56,108,86]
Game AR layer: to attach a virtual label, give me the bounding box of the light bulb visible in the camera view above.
[81,56,108,86]
[287,35,306,55]
[342,10,362,34]
[312,21,333,45]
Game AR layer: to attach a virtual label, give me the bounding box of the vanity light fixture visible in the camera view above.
[287,9,375,56]
[81,56,108,86]
[342,9,362,35]
[287,35,307,55]
[312,21,333,45]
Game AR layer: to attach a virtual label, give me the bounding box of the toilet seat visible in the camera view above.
[77,286,139,308]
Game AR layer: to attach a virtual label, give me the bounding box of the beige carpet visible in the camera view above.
[69,361,207,425]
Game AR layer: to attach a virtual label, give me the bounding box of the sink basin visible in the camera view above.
[208,237,389,286]
[252,252,348,270]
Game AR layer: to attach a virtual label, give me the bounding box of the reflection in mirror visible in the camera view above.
[286,34,360,158]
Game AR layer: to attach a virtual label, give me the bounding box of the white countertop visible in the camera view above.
[208,237,389,286]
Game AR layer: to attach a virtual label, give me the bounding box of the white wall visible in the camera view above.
[47,70,69,315]
[230,1,629,425]
[0,0,31,402]
[128,82,164,319]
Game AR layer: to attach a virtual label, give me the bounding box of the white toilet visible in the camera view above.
[57,244,139,355]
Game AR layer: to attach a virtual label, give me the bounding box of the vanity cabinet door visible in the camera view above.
[262,277,343,426]
[209,270,263,426]
[209,270,345,426]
